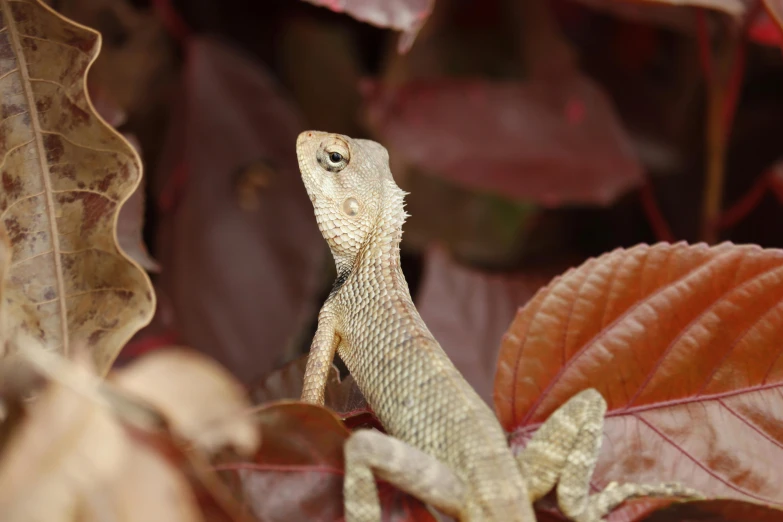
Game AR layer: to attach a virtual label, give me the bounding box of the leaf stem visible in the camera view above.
[640,180,675,242]
[152,0,192,46]
[702,65,727,244]
[716,170,771,230]
[699,3,759,241]
[699,12,740,244]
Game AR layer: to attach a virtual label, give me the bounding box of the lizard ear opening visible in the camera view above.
[342,197,360,216]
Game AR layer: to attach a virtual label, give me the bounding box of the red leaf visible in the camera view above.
[218,403,435,521]
[495,242,783,508]
[769,160,783,202]
[151,37,324,386]
[300,0,434,52]
[362,76,643,207]
[250,354,369,417]
[88,87,160,273]
[749,8,783,47]
[417,247,564,404]
[761,0,783,49]
[560,0,698,35]
[641,498,783,521]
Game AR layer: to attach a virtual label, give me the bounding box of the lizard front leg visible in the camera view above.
[518,388,702,522]
[343,429,466,522]
[301,308,340,405]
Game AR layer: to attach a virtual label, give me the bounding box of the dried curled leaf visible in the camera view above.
[0,0,154,372]
[0,224,11,348]
[110,349,260,456]
[0,354,202,522]
[495,242,783,511]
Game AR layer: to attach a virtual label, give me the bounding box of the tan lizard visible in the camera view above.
[296,130,701,522]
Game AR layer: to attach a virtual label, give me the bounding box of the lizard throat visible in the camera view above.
[326,182,408,299]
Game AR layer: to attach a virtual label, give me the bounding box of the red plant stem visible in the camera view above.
[724,0,761,137]
[722,36,746,138]
[711,3,772,232]
[152,0,192,46]
[640,180,675,242]
[716,170,771,229]
[702,3,762,236]
[120,330,180,359]
[157,160,189,214]
[698,10,742,244]
[702,83,726,244]
[696,10,713,82]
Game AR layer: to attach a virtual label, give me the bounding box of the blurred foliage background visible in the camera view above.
[47,0,783,402]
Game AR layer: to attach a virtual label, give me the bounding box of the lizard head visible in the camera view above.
[296,131,407,265]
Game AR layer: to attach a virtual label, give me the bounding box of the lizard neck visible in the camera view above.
[331,181,408,295]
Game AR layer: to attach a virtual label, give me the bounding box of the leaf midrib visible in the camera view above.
[3,0,69,353]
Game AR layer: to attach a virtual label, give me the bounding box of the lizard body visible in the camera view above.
[296,131,700,522]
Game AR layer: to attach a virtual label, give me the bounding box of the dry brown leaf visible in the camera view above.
[80,440,204,522]
[0,365,127,520]
[0,224,11,349]
[82,87,160,273]
[110,348,260,456]
[117,133,159,273]
[0,0,155,372]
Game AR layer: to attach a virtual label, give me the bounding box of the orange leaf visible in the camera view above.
[495,242,783,508]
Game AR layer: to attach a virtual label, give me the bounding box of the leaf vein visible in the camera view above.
[39,129,134,164]
[0,136,34,172]
[634,412,774,502]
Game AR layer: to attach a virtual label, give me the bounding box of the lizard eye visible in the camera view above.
[320,138,350,172]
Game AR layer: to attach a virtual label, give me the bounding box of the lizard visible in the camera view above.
[295,130,701,522]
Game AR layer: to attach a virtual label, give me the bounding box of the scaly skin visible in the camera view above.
[295,131,701,522]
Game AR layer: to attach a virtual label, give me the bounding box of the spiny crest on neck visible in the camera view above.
[380,178,410,234]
